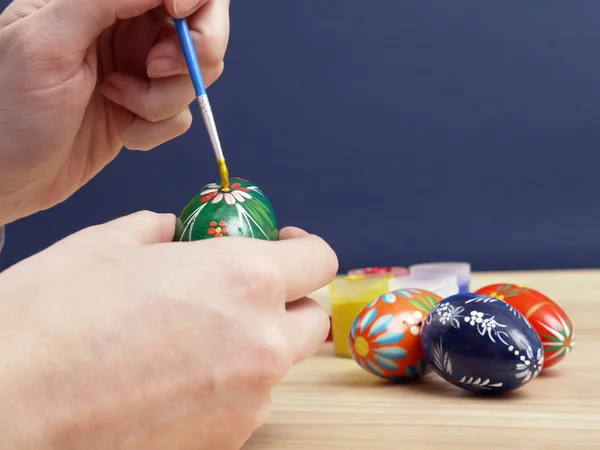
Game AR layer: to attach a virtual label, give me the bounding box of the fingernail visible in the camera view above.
[100,81,122,103]
[147,57,183,78]
[174,0,199,17]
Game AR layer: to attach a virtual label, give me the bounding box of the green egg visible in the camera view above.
[174,177,279,242]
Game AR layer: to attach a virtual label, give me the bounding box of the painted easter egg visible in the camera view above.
[421,293,544,394]
[349,288,443,381]
[475,283,575,370]
[174,177,278,242]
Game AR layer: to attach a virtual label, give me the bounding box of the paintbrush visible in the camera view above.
[173,17,230,190]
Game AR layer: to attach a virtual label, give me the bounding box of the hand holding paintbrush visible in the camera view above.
[0,0,230,225]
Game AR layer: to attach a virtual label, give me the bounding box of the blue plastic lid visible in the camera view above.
[0,226,4,255]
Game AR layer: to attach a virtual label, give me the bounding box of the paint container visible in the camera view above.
[309,271,407,344]
[409,262,471,293]
[388,274,459,299]
[347,266,409,277]
[329,274,392,357]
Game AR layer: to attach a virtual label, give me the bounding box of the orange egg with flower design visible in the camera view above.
[348,288,443,381]
[475,283,575,370]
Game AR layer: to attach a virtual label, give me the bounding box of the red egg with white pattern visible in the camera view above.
[475,283,574,370]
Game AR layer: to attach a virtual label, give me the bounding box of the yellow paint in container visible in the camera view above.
[329,274,392,358]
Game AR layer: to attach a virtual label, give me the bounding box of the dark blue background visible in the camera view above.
[2,1,599,273]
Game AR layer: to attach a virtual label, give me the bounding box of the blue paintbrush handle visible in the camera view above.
[173,18,206,97]
[172,17,226,164]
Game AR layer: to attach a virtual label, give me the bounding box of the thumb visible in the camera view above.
[76,210,177,246]
[32,0,205,47]
[278,226,308,241]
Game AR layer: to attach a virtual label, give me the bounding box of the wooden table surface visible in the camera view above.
[244,269,600,449]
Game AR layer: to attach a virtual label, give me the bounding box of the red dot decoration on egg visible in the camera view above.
[475,283,575,370]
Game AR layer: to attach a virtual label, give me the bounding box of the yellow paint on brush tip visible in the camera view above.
[217,158,230,190]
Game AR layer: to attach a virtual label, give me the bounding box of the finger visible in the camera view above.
[101,72,184,123]
[278,227,309,241]
[101,73,194,123]
[147,0,230,79]
[35,0,208,50]
[111,104,193,151]
[77,211,176,246]
[101,68,223,122]
[265,233,339,303]
[281,297,331,364]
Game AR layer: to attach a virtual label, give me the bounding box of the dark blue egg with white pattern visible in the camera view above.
[421,293,543,394]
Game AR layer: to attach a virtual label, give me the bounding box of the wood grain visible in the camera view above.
[244,269,600,449]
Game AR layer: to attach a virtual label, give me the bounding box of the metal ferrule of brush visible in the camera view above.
[197,94,224,162]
